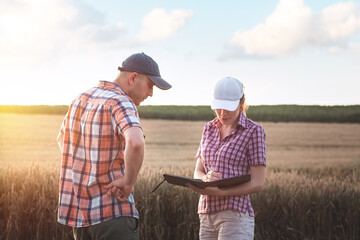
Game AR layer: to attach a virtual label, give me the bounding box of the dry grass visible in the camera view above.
[1,164,359,239]
[1,113,360,239]
[0,113,62,165]
[1,113,359,169]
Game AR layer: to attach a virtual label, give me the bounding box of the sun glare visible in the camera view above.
[1,15,28,44]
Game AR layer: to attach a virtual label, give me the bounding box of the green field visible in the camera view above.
[1,104,360,122]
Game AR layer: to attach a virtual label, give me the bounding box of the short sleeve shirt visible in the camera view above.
[195,112,266,217]
[57,81,141,227]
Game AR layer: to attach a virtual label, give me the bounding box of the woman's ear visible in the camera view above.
[240,97,245,106]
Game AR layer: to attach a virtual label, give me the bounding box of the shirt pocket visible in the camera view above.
[220,140,248,170]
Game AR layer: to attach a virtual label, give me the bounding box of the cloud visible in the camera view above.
[0,0,126,67]
[319,2,360,41]
[137,8,194,43]
[329,41,360,55]
[221,0,360,60]
[0,2,194,68]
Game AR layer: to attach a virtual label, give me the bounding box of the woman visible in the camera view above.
[187,77,266,240]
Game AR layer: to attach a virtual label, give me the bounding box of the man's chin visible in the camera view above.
[133,98,146,106]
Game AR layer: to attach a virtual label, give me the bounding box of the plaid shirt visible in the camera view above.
[195,111,266,217]
[57,81,142,227]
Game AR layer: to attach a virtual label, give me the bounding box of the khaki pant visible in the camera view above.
[199,210,254,240]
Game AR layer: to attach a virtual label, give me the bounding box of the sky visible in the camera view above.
[0,0,359,106]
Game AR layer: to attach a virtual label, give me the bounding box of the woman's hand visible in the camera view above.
[189,170,223,196]
[201,171,221,182]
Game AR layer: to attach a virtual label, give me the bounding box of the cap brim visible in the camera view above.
[211,99,239,111]
[148,75,172,90]
[118,66,172,90]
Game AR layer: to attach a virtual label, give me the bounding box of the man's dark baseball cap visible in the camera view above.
[118,52,172,90]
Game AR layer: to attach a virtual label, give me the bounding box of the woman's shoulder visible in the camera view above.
[245,117,265,133]
[205,118,218,128]
[201,118,218,134]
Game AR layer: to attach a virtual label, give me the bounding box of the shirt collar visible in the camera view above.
[238,111,248,129]
[210,111,248,129]
[97,81,128,96]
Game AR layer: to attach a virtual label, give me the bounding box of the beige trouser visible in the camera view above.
[199,210,254,240]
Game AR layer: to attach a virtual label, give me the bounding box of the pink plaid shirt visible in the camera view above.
[57,81,142,227]
[195,111,266,217]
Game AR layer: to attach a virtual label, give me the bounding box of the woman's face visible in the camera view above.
[215,104,241,127]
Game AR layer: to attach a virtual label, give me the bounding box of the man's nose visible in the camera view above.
[148,87,153,97]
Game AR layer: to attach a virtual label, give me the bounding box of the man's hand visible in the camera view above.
[104,176,134,201]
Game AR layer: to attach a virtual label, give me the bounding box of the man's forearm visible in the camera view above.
[57,131,64,150]
[123,142,144,186]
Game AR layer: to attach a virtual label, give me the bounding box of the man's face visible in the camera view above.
[131,74,155,106]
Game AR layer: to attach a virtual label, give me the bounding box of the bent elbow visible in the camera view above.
[256,184,264,192]
[253,182,264,193]
[127,137,145,151]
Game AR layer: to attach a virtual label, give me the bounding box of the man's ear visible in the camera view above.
[128,72,138,86]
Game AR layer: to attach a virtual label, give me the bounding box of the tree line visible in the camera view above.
[0,104,359,123]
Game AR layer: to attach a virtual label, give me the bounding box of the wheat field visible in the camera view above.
[1,113,360,239]
[1,113,359,168]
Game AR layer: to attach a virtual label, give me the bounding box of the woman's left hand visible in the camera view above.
[186,183,223,197]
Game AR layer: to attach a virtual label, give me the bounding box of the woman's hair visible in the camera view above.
[240,95,248,116]
[240,82,248,116]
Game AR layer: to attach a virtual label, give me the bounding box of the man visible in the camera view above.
[57,52,171,240]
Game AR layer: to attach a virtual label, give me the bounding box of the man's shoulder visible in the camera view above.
[75,86,134,109]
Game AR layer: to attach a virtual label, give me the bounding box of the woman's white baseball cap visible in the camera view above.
[211,77,244,111]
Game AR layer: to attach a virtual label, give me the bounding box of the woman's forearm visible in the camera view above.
[219,165,265,197]
[193,158,207,180]
[194,170,206,179]
[219,179,263,197]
